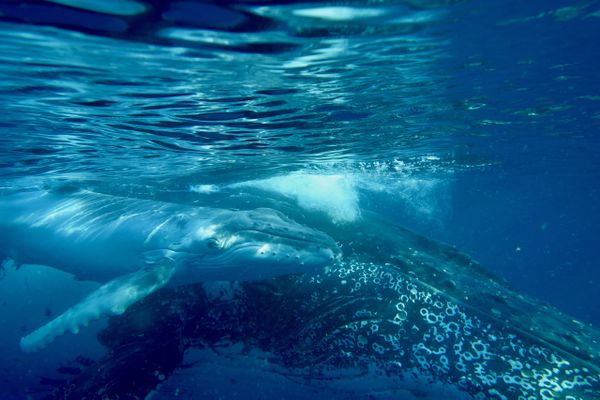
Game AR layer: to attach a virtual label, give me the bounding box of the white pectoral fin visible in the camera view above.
[20,261,176,352]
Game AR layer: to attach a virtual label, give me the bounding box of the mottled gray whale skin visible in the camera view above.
[52,215,600,400]
[0,189,339,351]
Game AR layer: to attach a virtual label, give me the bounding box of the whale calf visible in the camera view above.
[0,189,339,352]
[45,215,600,399]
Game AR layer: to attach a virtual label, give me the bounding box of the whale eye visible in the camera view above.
[206,237,220,250]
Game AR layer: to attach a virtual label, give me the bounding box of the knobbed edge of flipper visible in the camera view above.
[20,260,176,352]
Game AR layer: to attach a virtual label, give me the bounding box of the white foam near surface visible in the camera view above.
[191,168,447,225]
[357,175,445,218]
[231,172,360,224]
[293,6,385,21]
[189,184,218,194]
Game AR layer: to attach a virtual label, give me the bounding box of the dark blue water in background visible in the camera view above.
[0,0,599,398]
[434,0,600,324]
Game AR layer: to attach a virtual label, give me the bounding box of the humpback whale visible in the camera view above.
[0,189,339,352]
[44,214,600,399]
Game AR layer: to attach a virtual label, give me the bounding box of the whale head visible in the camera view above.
[173,208,341,281]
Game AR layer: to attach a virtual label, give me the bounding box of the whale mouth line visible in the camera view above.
[216,242,310,261]
[237,229,332,247]
[197,244,311,268]
[171,242,308,263]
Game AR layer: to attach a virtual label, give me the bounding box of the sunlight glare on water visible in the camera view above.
[0,1,456,187]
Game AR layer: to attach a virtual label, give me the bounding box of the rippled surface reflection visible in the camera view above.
[0,1,466,184]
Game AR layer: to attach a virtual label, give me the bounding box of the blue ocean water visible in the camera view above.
[0,1,599,399]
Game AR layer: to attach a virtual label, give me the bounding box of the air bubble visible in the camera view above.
[394,311,408,322]
[471,341,486,354]
[426,312,439,324]
[372,342,385,354]
[445,305,457,316]
[561,380,574,390]
[445,322,459,333]
[540,388,555,400]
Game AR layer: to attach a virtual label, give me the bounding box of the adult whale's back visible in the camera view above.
[0,188,340,351]
[47,214,600,399]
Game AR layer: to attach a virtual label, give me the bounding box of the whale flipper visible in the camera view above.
[20,261,176,352]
